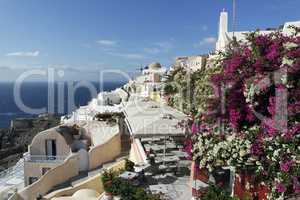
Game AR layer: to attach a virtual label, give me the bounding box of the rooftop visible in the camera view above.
[123,97,187,138]
[84,121,119,146]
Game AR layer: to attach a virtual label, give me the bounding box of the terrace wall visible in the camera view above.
[18,154,79,200]
[43,159,126,200]
[88,133,121,170]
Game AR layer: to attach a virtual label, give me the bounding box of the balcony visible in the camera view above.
[24,153,68,163]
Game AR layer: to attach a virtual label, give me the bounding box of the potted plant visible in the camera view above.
[102,170,117,199]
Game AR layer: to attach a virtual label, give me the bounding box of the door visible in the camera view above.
[46,139,57,159]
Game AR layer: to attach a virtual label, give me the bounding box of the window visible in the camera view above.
[42,167,51,175]
[45,139,57,159]
[28,177,38,185]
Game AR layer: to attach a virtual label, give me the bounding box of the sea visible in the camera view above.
[0,81,126,128]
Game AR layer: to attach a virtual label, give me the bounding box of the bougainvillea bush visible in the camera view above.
[191,28,300,199]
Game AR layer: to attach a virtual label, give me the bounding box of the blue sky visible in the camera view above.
[0,0,299,81]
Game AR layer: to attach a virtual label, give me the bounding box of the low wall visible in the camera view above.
[88,133,121,170]
[130,138,148,164]
[24,160,61,186]
[43,159,126,200]
[18,155,79,200]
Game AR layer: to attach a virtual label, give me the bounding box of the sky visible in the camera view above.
[0,0,299,82]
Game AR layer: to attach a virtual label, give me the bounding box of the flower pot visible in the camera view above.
[103,192,113,200]
[213,168,231,190]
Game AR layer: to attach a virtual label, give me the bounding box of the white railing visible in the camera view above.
[24,154,68,163]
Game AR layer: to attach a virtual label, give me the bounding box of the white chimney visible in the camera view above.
[219,9,228,36]
[216,9,228,51]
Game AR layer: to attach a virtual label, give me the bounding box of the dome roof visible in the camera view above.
[148,62,162,70]
[73,189,100,198]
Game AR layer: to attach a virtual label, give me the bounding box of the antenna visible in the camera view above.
[233,0,237,37]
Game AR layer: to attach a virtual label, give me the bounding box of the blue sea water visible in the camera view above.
[0,81,125,128]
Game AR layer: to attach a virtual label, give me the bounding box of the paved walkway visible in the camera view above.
[149,175,192,200]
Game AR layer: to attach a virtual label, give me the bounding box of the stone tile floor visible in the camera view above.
[148,174,192,200]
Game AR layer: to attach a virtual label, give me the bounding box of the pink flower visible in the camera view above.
[253,58,265,72]
[244,47,252,57]
[255,35,270,46]
[191,123,199,134]
[267,96,276,116]
[280,160,293,172]
[245,105,255,122]
[224,56,244,75]
[293,177,300,193]
[250,142,264,156]
[229,109,240,129]
[276,183,287,193]
[184,139,193,160]
[262,118,278,136]
[266,43,280,60]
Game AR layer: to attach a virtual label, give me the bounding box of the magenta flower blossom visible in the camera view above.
[255,35,270,47]
[184,139,193,160]
[262,118,278,136]
[276,183,287,193]
[266,42,280,60]
[210,74,224,86]
[244,47,252,57]
[283,123,300,140]
[224,56,244,75]
[229,109,240,129]
[253,58,265,72]
[245,105,255,122]
[293,177,300,193]
[280,160,294,172]
[267,96,276,116]
[250,142,264,156]
[191,123,199,135]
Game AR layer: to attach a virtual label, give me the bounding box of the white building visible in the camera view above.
[61,89,126,124]
[97,91,122,105]
[174,55,208,72]
[216,10,300,52]
[126,62,167,98]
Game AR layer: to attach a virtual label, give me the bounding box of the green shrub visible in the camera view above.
[201,185,239,200]
[102,168,161,200]
[101,169,118,193]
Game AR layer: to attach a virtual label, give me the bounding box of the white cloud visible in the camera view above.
[96,40,118,46]
[5,51,40,57]
[194,37,217,48]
